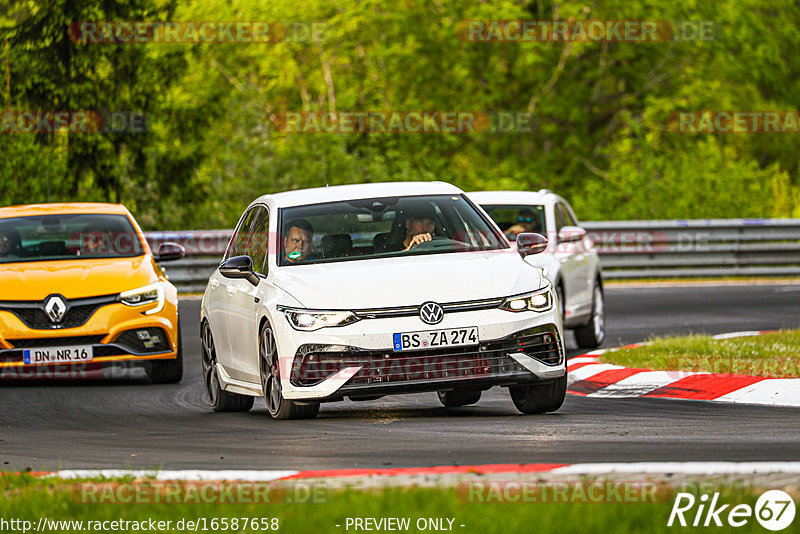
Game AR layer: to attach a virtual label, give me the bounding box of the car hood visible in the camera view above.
[272,250,546,309]
[0,256,157,301]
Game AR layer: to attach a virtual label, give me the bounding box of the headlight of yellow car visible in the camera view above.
[118,282,165,315]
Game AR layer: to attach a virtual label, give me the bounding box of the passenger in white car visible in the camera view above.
[283,219,314,263]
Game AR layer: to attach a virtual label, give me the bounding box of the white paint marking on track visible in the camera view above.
[587,370,701,397]
[552,462,800,475]
[566,356,600,367]
[579,348,610,357]
[775,286,800,293]
[566,364,624,385]
[715,379,800,408]
[710,331,763,340]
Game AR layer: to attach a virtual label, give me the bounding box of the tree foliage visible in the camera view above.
[2,0,799,228]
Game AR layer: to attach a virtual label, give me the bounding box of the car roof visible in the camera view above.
[467,190,564,205]
[254,181,464,208]
[0,203,131,219]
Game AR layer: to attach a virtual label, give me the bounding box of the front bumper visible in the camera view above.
[272,305,565,401]
[0,300,179,378]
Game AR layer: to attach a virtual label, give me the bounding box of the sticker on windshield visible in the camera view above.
[288,251,302,260]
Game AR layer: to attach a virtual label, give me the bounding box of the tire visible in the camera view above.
[437,388,482,407]
[260,321,319,420]
[509,373,567,414]
[146,317,184,384]
[201,321,254,412]
[574,283,606,349]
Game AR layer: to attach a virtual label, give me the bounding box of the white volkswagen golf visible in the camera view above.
[201,182,566,419]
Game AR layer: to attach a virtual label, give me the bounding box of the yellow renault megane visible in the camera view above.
[0,203,185,382]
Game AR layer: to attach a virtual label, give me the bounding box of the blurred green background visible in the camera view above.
[2,0,799,229]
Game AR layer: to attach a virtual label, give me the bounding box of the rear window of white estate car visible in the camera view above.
[278,194,509,265]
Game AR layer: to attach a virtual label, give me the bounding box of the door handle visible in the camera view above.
[225,284,236,295]
[209,278,219,289]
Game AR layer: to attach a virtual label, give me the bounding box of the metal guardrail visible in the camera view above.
[581,219,800,279]
[147,219,800,292]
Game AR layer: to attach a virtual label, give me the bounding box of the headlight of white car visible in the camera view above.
[118,282,165,315]
[280,307,360,331]
[500,286,553,313]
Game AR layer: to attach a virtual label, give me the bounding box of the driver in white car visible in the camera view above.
[503,208,540,240]
[379,206,437,252]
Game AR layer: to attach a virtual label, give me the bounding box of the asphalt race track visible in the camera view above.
[2,284,799,471]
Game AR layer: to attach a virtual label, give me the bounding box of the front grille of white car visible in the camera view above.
[352,296,507,319]
[290,326,562,389]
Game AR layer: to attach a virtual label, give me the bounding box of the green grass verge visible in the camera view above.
[601,330,800,378]
[1,473,794,534]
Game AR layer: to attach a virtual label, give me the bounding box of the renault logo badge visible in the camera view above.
[44,296,67,324]
[419,302,444,325]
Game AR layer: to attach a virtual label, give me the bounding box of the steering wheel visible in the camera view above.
[408,235,454,250]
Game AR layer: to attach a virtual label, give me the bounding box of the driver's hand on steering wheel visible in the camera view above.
[404,233,432,251]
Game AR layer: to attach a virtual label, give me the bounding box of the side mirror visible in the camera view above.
[516,233,548,257]
[219,255,260,286]
[557,226,586,244]
[154,242,185,262]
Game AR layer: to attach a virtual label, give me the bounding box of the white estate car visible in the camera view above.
[469,190,605,349]
[200,182,566,419]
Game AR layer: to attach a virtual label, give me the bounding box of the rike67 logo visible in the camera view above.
[668,490,796,530]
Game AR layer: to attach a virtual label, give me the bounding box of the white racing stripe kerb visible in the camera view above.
[710,331,764,340]
[587,370,701,398]
[48,463,800,481]
[716,379,800,407]
[551,462,800,475]
[579,349,610,357]
[52,470,300,481]
[566,363,623,385]
[566,357,600,366]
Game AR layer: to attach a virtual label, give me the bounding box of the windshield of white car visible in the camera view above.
[0,213,145,264]
[479,204,547,240]
[278,194,509,266]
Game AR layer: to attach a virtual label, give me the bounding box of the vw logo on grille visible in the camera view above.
[419,301,444,325]
[44,296,67,324]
